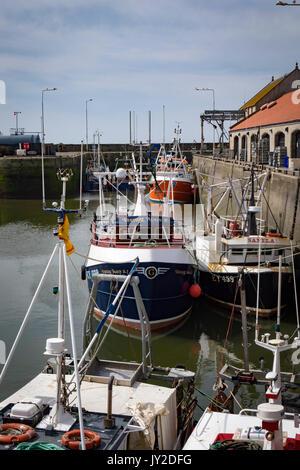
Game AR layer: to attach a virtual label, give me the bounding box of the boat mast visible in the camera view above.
[246,167,258,236]
[239,268,249,372]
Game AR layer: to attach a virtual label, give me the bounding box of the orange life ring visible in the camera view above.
[61,429,101,450]
[0,423,36,444]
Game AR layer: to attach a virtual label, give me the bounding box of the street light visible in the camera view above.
[85,98,93,151]
[41,87,57,204]
[195,87,216,157]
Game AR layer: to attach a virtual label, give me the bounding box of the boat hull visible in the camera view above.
[149,178,193,204]
[85,246,195,330]
[198,268,292,317]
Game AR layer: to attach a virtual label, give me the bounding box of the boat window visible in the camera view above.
[275,249,284,257]
[230,249,244,255]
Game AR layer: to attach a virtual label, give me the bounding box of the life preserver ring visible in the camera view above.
[266,232,282,238]
[0,423,36,444]
[61,429,101,450]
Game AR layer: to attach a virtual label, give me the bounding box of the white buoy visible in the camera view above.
[116,168,127,179]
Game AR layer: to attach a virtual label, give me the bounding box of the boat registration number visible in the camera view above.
[211,274,235,283]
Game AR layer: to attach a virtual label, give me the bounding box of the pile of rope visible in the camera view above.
[209,439,262,451]
[14,442,64,451]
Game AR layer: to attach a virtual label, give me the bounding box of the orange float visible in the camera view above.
[61,429,101,450]
[189,284,202,298]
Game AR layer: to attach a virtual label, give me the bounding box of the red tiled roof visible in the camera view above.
[231,90,300,132]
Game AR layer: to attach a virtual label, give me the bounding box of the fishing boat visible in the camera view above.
[83,136,110,193]
[183,252,300,451]
[0,169,197,451]
[84,163,109,192]
[148,125,194,204]
[83,143,196,331]
[194,167,293,317]
[112,154,135,192]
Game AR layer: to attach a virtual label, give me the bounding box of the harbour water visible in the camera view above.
[0,195,299,420]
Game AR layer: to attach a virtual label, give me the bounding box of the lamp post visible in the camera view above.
[195,87,216,157]
[41,87,57,205]
[85,98,93,151]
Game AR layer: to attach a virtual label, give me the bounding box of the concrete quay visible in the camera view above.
[0,153,89,199]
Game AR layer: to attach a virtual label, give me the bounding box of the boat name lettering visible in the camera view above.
[87,268,130,280]
[175,269,193,276]
[247,238,275,243]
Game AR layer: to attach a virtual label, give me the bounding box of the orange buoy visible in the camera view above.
[189,284,202,298]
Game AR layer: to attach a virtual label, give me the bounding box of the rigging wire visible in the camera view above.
[214,281,240,386]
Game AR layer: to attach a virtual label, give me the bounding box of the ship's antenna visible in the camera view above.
[163,105,166,148]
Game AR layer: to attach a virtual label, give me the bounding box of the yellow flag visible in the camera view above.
[58,215,75,255]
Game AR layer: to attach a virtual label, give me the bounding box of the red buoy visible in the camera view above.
[189,284,202,298]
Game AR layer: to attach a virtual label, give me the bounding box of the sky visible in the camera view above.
[0,0,299,145]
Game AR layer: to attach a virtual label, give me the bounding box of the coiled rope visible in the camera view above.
[209,439,262,451]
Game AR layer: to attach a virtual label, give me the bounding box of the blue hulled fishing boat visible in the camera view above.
[83,145,196,330]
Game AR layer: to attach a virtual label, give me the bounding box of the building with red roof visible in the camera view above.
[229,64,300,169]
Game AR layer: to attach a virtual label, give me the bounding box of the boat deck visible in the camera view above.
[0,370,177,450]
[0,372,176,417]
[0,402,131,450]
[183,408,300,450]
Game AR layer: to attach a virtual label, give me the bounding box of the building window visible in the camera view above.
[275,132,285,147]
[234,136,239,159]
[259,133,270,164]
[250,134,258,162]
[241,135,247,161]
